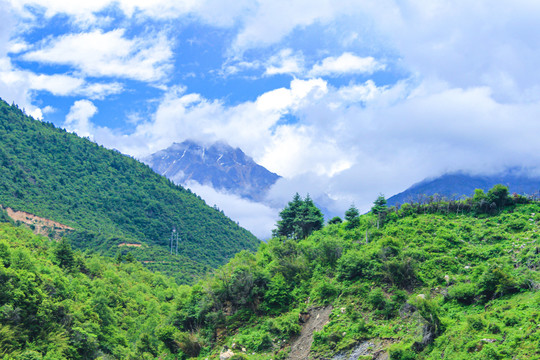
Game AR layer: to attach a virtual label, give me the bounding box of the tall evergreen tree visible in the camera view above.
[274,193,303,238]
[371,194,388,229]
[54,239,75,270]
[273,193,324,239]
[295,195,324,239]
[345,204,360,229]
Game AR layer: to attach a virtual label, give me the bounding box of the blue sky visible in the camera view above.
[2,0,540,237]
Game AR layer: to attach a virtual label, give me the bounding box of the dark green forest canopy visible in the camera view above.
[0,99,259,282]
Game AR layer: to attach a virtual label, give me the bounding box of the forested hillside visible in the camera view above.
[0,99,259,282]
[158,187,539,359]
[0,218,186,359]
[1,186,539,359]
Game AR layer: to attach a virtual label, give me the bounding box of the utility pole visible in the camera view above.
[170,228,179,255]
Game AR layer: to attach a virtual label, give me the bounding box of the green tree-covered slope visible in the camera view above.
[0,99,259,282]
[0,219,189,359]
[152,188,538,360]
[1,188,539,359]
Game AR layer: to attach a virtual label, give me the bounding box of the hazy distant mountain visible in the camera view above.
[387,171,540,206]
[144,140,280,201]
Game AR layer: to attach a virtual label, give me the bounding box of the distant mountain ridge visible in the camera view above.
[144,140,280,201]
[387,170,540,206]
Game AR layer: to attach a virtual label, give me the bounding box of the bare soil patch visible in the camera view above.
[3,206,73,239]
[288,305,333,360]
[118,243,142,247]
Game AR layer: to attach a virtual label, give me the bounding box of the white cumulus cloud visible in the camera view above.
[256,78,328,112]
[309,53,385,77]
[65,99,98,138]
[23,29,173,82]
[264,49,304,76]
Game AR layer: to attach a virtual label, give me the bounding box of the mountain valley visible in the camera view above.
[0,98,539,360]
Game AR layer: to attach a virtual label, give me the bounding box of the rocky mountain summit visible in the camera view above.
[144,140,280,201]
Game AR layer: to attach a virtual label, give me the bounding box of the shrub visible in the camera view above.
[380,237,402,258]
[487,184,509,209]
[399,203,415,217]
[316,237,344,268]
[53,239,75,270]
[230,355,248,360]
[392,290,408,304]
[337,250,368,281]
[382,257,418,289]
[466,315,485,331]
[389,344,417,360]
[488,323,501,334]
[0,241,10,267]
[263,273,292,314]
[156,325,180,354]
[236,330,272,352]
[447,282,477,304]
[368,288,387,310]
[505,218,527,232]
[177,332,202,358]
[310,279,339,304]
[349,318,368,335]
[14,350,43,360]
[274,348,290,360]
[409,297,444,351]
[478,265,518,300]
[503,314,520,327]
[267,310,301,338]
[477,343,502,359]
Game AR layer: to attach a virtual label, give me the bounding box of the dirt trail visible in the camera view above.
[288,305,333,360]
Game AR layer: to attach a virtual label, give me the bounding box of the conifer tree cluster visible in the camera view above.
[272,193,324,239]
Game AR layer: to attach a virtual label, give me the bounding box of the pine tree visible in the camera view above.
[295,195,324,239]
[371,194,387,229]
[273,193,324,239]
[54,239,75,270]
[274,193,303,238]
[345,204,360,229]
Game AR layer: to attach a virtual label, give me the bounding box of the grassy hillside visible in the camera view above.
[153,189,538,360]
[0,99,259,282]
